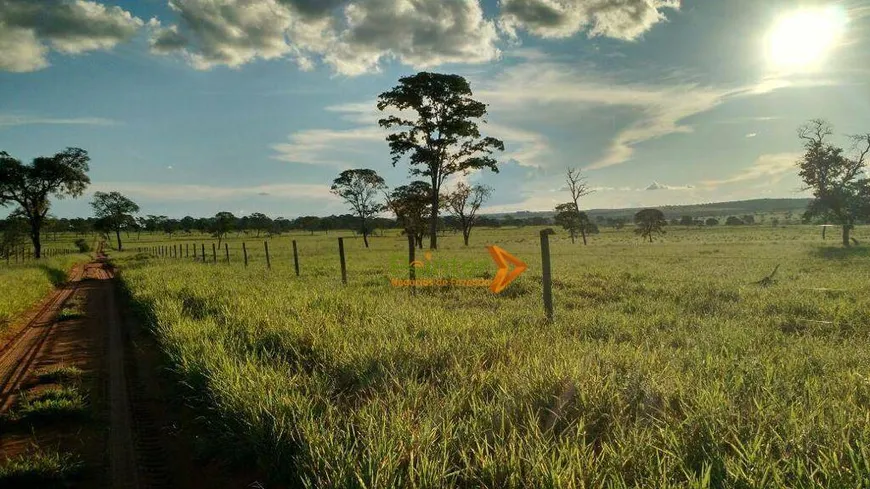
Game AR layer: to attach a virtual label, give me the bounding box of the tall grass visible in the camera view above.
[116,225,870,487]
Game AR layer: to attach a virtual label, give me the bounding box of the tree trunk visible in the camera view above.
[581,228,587,246]
[570,231,575,244]
[29,217,42,259]
[843,225,851,248]
[116,229,122,251]
[463,230,470,246]
[429,182,439,250]
[649,234,653,243]
[362,218,369,248]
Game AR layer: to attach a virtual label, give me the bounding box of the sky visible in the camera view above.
[1,0,869,219]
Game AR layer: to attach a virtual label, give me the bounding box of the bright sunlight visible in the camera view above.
[766,6,848,71]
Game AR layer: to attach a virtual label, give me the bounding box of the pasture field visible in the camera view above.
[111,224,870,488]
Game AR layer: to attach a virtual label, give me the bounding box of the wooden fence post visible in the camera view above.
[264,241,271,270]
[540,230,554,323]
[338,237,347,285]
[193,244,197,259]
[292,240,299,276]
[201,244,206,263]
[225,243,229,263]
[212,243,217,263]
[408,234,416,293]
[186,243,189,258]
[242,242,248,267]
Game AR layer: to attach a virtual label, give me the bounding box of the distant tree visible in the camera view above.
[387,181,431,249]
[444,182,492,246]
[0,148,91,258]
[180,216,196,234]
[378,72,505,249]
[296,216,321,235]
[634,209,667,243]
[247,212,272,238]
[680,215,694,226]
[564,167,595,245]
[330,169,387,248]
[726,216,745,226]
[742,214,756,225]
[705,218,719,226]
[797,119,870,247]
[91,191,139,251]
[163,218,179,238]
[771,217,780,227]
[554,203,592,244]
[211,211,235,247]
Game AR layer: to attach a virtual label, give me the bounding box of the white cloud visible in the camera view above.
[0,114,118,127]
[148,0,500,75]
[498,0,679,41]
[745,133,757,138]
[476,61,839,170]
[271,127,385,165]
[699,152,802,187]
[88,182,337,202]
[645,181,693,191]
[0,0,144,72]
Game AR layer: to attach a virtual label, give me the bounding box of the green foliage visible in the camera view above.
[377,72,505,248]
[0,148,91,258]
[113,225,870,487]
[634,208,667,242]
[73,238,90,252]
[0,450,83,487]
[0,253,89,331]
[12,386,87,422]
[331,169,387,247]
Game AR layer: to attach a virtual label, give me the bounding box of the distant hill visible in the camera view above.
[486,198,811,220]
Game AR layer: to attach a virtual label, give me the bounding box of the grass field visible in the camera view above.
[0,252,92,332]
[106,224,870,487]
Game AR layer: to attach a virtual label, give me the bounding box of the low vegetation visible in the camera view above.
[115,225,870,487]
[0,450,84,488]
[0,253,90,332]
[12,386,88,422]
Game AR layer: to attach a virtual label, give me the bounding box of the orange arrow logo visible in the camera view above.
[487,245,527,294]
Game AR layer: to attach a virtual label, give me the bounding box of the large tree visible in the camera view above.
[377,72,505,249]
[91,191,140,252]
[387,181,431,249]
[331,169,386,248]
[0,148,90,258]
[444,182,491,246]
[634,208,667,243]
[797,119,870,247]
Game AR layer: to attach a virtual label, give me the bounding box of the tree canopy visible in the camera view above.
[0,147,91,258]
[377,72,504,249]
[634,209,667,243]
[91,191,139,251]
[331,169,387,248]
[797,119,870,247]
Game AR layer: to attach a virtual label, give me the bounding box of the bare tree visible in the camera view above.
[444,182,492,246]
[565,167,595,245]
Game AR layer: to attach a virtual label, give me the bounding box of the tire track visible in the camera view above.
[0,263,86,413]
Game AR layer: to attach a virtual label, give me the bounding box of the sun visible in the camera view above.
[766,6,848,71]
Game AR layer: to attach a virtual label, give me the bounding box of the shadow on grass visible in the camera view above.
[37,265,67,287]
[809,246,870,260]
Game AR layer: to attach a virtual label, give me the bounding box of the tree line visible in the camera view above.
[2,70,868,258]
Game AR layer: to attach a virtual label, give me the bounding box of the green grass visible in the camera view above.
[0,450,83,487]
[113,225,870,487]
[35,365,84,384]
[0,252,91,332]
[12,386,88,422]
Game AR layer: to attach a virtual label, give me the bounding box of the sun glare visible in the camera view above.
[766,6,848,71]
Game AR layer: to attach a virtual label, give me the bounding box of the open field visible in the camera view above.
[106,224,870,487]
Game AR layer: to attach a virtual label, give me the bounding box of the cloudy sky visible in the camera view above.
[1,0,868,218]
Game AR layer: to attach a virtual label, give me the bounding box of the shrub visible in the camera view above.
[73,239,90,253]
